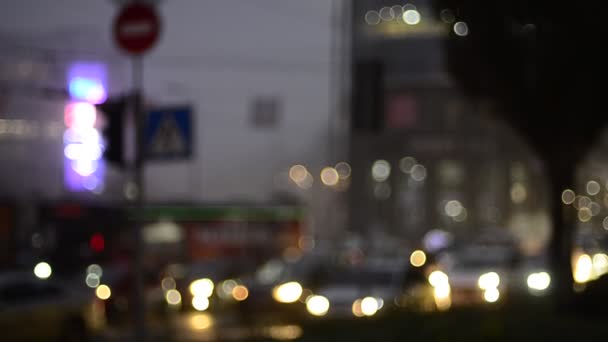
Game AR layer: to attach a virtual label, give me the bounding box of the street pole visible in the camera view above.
[113,2,160,340]
[132,56,146,342]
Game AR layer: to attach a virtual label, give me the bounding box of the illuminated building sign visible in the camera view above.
[64,63,107,192]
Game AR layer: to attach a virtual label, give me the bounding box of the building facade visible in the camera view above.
[347,0,550,254]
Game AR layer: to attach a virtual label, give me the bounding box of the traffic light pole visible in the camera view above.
[132,56,147,342]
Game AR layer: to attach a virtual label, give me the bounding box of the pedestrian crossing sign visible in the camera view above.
[144,107,192,160]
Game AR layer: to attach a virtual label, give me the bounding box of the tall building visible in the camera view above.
[347,0,550,253]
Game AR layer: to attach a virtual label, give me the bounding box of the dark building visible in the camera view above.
[347,0,549,253]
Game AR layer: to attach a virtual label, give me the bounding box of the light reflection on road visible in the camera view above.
[172,312,303,341]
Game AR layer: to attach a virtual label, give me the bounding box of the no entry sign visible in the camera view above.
[113,3,161,55]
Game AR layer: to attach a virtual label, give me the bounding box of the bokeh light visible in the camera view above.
[428,270,449,288]
[86,273,100,288]
[289,165,308,183]
[371,160,391,182]
[352,299,364,317]
[574,254,593,283]
[379,7,395,21]
[320,167,339,186]
[166,289,182,306]
[445,200,464,217]
[562,189,576,205]
[483,287,500,303]
[410,250,427,267]
[364,10,381,25]
[578,196,592,209]
[578,208,592,222]
[335,162,351,179]
[69,77,107,104]
[162,277,176,291]
[34,262,52,279]
[232,285,249,301]
[273,282,303,303]
[361,297,379,316]
[453,21,469,36]
[96,284,112,300]
[402,9,421,25]
[64,102,96,130]
[527,272,551,291]
[399,156,417,174]
[87,264,103,277]
[190,278,214,298]
[192,295,210,311]
[219,279,238,299]
[510,183,527,204]
[587,181,601,196]
[478,272,500,290]
[453,208,468,222]
[306,295,330,316]
[411,164,427,181]
[593,253,608,276]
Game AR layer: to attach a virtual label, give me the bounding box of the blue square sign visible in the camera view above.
[144,107,193,160]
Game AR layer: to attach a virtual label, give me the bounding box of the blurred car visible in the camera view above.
[165,257,258,313]
[234,253,339,323]
[304,261,406,319]
[515,255,552,295]
[0,272,105,341]
[434,243,519,307]
[236,253,409,322]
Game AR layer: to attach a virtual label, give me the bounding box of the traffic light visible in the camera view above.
[97,96,128,167]
[90,233,105,253]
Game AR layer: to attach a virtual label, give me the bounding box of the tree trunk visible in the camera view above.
[547,164,575,311]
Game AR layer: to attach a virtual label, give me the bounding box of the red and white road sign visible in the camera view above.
[113,3,161,55]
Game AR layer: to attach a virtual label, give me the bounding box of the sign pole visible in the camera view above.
[112,3,160,340]
[132,56,146,342]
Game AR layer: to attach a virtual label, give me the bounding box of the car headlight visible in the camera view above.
[433,282,451,300]
[306,295,330,316]
[360,297,379,316]
[527,272,551,291]
[478,272,500,290]
[428,270,449,288]
[574,254,593,283]
[483,287,500,303]
[272,282,303,303]
[192,295,210,311]
[190,278,214,297]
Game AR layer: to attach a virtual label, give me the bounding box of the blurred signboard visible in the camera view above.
[144,106,192,160]
[251,96,281,128]
[132,205,304,261]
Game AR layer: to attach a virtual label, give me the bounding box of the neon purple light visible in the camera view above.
[71,159,98,176]
[65,62,107,192]
[69,77,107,104]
